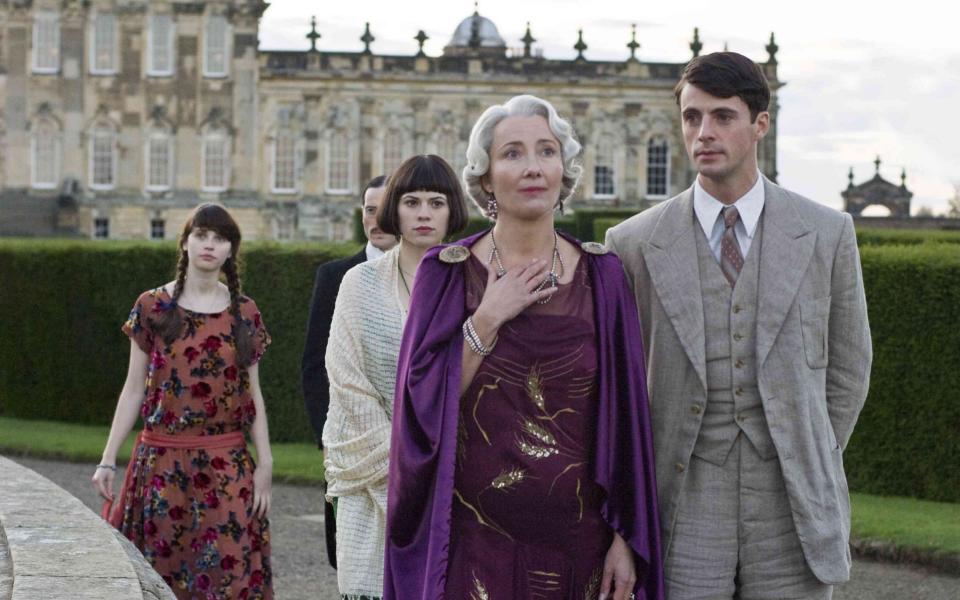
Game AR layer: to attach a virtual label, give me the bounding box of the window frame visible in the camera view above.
[325,130,353,194]
[88,12,119,75]
[146,14,175,77]
[270,132,300,195]
[202,15,231,78]
[144,131,174,192]
[30,122,60,190]
[93,217,110,239]
[201,133,231,193]
[32,12,60,74]
[593,139,616,199]
[381,130,404,175]
[646,136,671,199]
[150,218,166,240]
[88,125,118,191]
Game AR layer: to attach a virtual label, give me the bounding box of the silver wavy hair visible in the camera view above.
[462,95,583,217]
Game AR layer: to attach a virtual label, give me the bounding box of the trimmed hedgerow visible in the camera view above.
[0,239,357,443]
[571,209,638,242]
[1,239,958,501]
[593,218,625,244]
[844,242,960,502]
[855,227,960,246]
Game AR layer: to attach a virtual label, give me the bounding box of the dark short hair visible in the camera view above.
[377,155,469,237]
[360,175,387,205]
[674,52,771,122]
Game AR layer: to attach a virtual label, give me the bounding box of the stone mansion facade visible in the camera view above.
[0,0,782,240]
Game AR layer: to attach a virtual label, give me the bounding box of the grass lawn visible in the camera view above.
[850,492,960,555]
[1,416,957,559]
[0,415,324,485]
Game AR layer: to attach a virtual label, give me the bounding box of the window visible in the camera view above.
[326,131,352,193]
[436,133,457,166]
[383,131,404,174]
[89,125,116,190]
[89,13,118,74]
[94,218,110,239]
[32,13,60,74]
[647,137,670,198]
[147,14,174,76]
[271,132,298,193]
[203,15,230,77]
[202,133,230,192]
[31,122,60,189]
[594,139,615,197]
[150,219,165,240]
[145,133,173,191]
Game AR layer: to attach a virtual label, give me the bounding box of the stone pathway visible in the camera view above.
[9,456,960,599]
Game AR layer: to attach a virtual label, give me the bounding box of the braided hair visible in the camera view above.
[152,203,255,367]
[221,251,254,367]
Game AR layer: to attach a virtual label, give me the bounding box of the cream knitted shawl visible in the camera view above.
[322,246,404,598]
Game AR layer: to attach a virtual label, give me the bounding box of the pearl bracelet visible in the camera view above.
[463,316,497,357]
[96,464,117,471]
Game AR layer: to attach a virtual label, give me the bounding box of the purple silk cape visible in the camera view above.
[383,231,664,600]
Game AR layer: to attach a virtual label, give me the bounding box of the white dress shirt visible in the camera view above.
[365,241,386,261]
[693,173,765,262]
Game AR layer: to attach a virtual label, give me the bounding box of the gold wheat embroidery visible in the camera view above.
[583,566,603,599]
[473,378,501,445]
[454,489,514,540]
[548,461,585,495]
[518,439,559,459]
[491,467,526,490]
[523,419,556,445]
[470,571,490,600]
[526,366,546,411]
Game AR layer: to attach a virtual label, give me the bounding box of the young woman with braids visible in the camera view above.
[93,203,274,599]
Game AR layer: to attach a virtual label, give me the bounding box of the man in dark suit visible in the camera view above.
[302,174,395,568]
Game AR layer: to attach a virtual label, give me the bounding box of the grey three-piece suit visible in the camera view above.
[607,178,872,597]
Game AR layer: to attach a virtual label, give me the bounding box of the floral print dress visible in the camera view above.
[114,287,272,600]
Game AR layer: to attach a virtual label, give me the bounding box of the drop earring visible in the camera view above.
[485,192,498,219]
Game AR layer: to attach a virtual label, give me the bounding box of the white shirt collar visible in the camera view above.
[693,172,765,240]
[365,241,386,261]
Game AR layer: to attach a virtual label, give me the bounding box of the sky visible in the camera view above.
[259,0,960,215]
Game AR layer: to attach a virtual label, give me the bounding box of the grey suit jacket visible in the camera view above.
[606,178,872,584]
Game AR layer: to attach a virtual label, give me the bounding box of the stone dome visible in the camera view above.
[445,11,507,54]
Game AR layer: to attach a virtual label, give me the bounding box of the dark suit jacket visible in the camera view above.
[302,248,367,447]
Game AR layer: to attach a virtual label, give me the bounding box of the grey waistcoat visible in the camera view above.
[692,218,777,465]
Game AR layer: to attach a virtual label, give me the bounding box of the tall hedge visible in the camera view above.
[845,243,960,502]
[353,208,616,244]
[1,238,958,501]
[590,221,960,248]
[0,239,357,443]
[855,227,960,246]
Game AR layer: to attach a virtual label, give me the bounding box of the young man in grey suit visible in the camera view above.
[606,52,872,599]
[302,175,395,568]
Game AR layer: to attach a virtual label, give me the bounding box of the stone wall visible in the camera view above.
[0,456,175,600]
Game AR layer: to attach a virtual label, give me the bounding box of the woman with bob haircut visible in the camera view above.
[93,203,274,599]
[323,154,468,599]
[384,95,664,600]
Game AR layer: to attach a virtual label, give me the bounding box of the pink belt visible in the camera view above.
[101,430,246,524]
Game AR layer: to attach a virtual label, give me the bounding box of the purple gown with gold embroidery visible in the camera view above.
[383,231,663,600]
[445,254,611,597]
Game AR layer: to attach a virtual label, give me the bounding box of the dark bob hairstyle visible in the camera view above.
[376,154,469,237]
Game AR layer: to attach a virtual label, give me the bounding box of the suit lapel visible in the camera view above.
[645,188,708,391]
[757,179,817,366]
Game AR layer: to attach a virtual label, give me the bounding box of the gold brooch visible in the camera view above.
[439,245,470,263]
[580,241,609,255]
